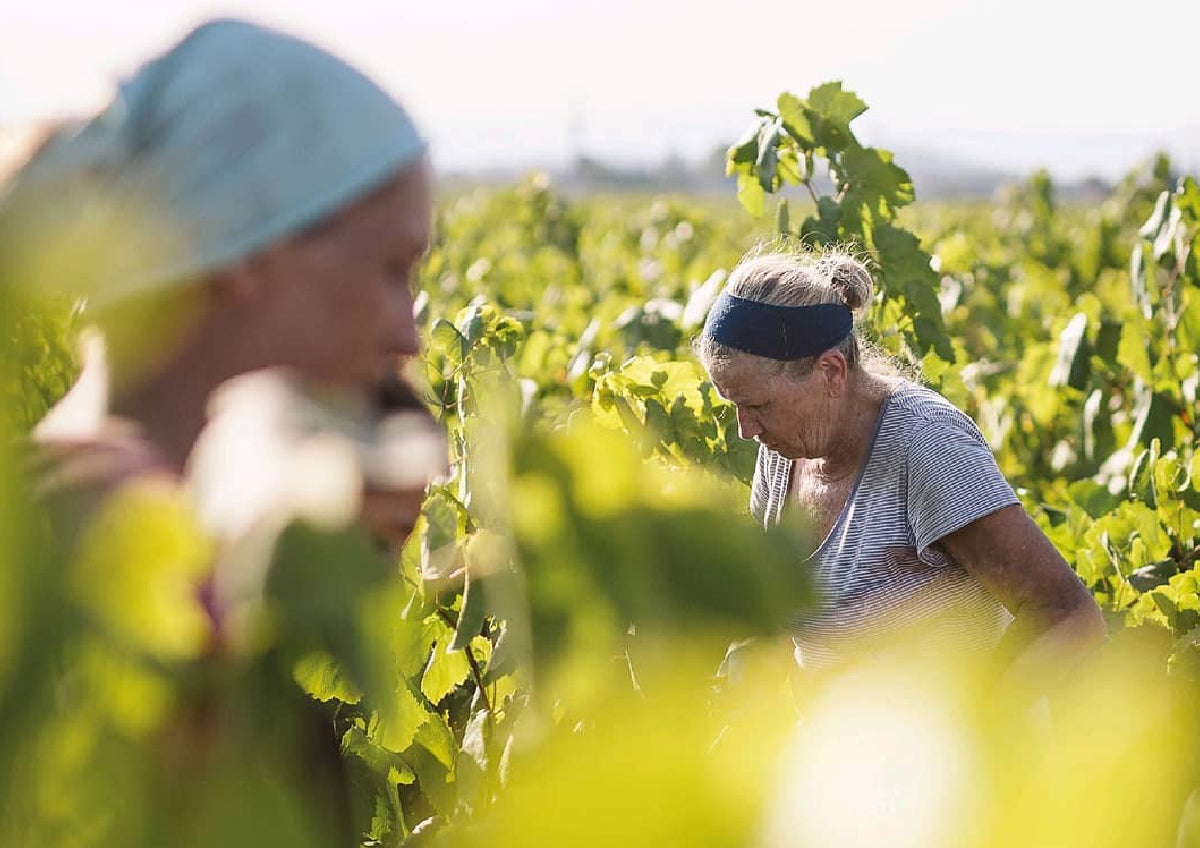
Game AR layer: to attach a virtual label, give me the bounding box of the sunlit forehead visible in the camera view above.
[708,356,779,406]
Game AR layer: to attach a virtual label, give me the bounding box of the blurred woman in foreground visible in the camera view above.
[697,249,1106,670]
[0,19,444,845]
[6,17,438,512]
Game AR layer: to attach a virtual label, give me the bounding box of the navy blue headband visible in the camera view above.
[701,292,853,361]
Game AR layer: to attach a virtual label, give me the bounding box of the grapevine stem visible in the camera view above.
[464,646,493,715]
[439,606,499,805]
[435,607,493,715]
[803,180,819,207]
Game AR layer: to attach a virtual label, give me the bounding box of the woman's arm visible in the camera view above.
[938,503,1107,663]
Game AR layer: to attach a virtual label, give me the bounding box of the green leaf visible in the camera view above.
[430,319,469,366]
[1094,319,1122,365]
[414,713,458,769]
[343,724,399,775]
[1066,478,1120,518]
[367,794,394,843]
[1129,392,1176,451]
[420,635,472,704]
[293,652,362,705]
[1083,389,1115,464]
[806,82,867,152]
[777,92,813,144]
[839,145,915,216]
[484,624,518,684]
[736,173,765,217]
[1049,312,1090,389]
[641,391,670,422]
[777,145,804,185]
[726,120,762,175]
[1153,453,1190,497]
[1089,501,1173,575]
[267,522,393,687]
[1118,323,1154,383]
[392,612,440,680]
[71,483,212,661]
[1129,446,1156,507]
[921,351,951,382]
[775,198,790,235]
[460,709,490,773]
[807,81,868,126]
[755,120,781,192]
[1176,176,1200,221]
[388,766,415,786]
[451,570,487,652]
[871,223,953,360]
[800,197,841,246]
[457,304,490,344]
[371,684,432,754]
[421,489,463,576]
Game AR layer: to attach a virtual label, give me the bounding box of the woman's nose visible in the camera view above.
[736,407,761,440]
[385,288,421,358]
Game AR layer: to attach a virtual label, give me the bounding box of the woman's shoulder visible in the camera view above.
[886,380,975,427]
[881,380,989,451]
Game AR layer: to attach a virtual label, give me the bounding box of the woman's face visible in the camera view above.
[708,354,842,460]
[240,160,433,395]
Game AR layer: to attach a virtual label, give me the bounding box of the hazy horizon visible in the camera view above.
[3,0,1198,181]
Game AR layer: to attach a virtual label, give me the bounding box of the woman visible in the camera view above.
[0,19,443,844]
[3,16,448,545]
[8,17,431,482]
[697,249,1105,669]
[8,14,445,647]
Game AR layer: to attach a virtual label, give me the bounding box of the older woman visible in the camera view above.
[698,250,1105,669]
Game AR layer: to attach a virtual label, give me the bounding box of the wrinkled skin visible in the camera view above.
[707,351,853,462]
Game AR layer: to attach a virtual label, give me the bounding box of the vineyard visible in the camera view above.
[3,83,1200,847]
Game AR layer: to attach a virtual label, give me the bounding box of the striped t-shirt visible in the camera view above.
[750,381,1018,669]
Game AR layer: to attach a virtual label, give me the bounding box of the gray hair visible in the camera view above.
[696,247,882,379]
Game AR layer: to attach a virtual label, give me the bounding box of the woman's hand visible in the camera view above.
[33,427,174,501]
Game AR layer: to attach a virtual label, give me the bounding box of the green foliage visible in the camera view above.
[727,82,954,363]
[2,292,79,430]
[5,80,1200,848]
[315,128,1200,842]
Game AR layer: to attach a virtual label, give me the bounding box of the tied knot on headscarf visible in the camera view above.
[700,293,853,361]
[0,18,425,305]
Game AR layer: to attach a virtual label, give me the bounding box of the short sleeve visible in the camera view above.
[906,412,1018,562]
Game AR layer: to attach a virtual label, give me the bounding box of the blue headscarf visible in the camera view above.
[0,18,425,304]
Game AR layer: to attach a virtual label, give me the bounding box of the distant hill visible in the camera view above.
[441,143,1124,203]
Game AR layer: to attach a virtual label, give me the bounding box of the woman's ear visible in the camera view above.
[818,350,849,397]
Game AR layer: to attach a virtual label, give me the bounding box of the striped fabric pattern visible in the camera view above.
[751,381,1018,669]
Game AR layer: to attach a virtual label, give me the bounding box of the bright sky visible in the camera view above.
[2,0,1198,178]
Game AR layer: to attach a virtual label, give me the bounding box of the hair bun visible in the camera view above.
[817,252,873,311]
